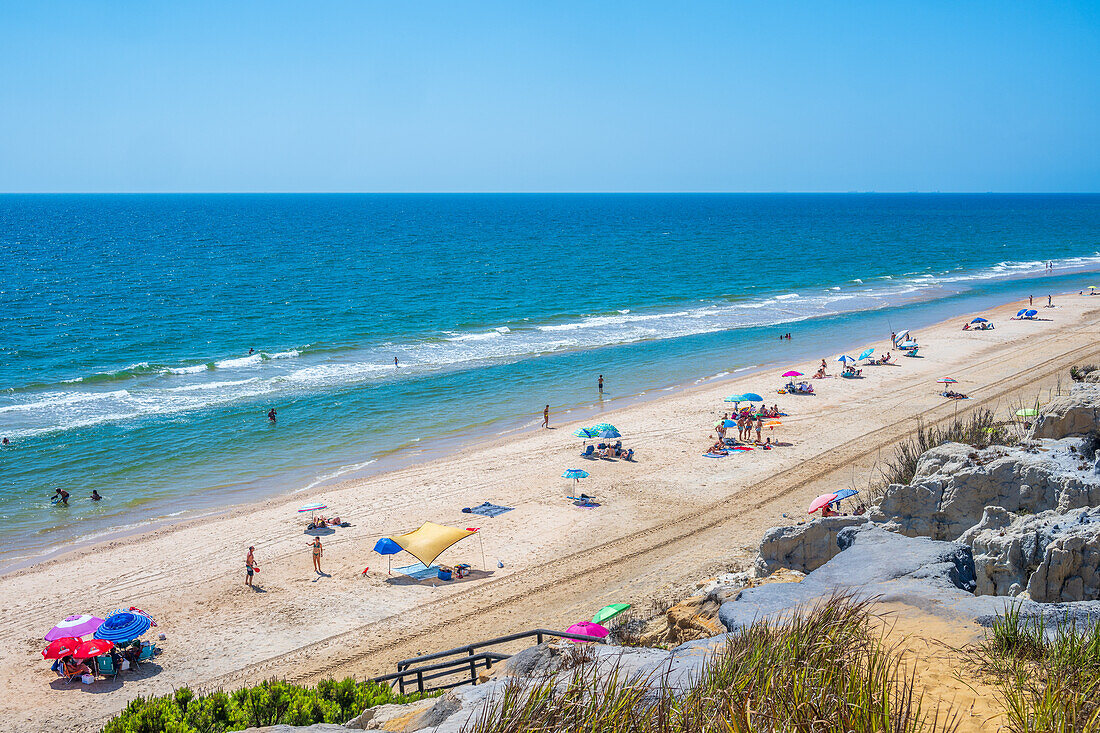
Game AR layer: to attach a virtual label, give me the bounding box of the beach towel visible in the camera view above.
[393,562,441,580]
[462,501,514,518]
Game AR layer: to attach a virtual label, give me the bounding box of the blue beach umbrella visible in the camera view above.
[837,355,855,364]
[373,537,402,555]
[563,468,590,492]
[1016,309,1028,317]
[573,428,597,439]
[723,394,743,403]
[94,611,152,643]
[593,428,621,439]
[858,348,874,360]
[1025,309,1037,318]
[971,317,988,323]
[740,392,764,402]
[832,488,859,502]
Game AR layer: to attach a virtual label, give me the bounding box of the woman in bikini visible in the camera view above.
[309,537,323,573]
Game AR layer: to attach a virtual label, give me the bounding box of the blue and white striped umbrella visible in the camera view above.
[837,355,855,364]
[93,611,152,643]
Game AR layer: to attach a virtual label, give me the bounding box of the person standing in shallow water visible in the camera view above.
[598,374,603,395]
[542,405,549,428]
[268,408,277,423]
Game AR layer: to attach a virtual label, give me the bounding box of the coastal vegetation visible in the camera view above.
[870,408,1020,501]
[968,606,1100,733]
[100,678,431,733]
[467,595,957,733]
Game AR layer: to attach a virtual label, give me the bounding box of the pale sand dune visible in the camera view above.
[2,294,1098,732]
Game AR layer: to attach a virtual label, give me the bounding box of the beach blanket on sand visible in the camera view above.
[393,562,441,580]
[462,501,514,518]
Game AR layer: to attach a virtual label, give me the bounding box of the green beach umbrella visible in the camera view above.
[1015,408,1039,417]
[590,423,618,433]
[591,603,631,625]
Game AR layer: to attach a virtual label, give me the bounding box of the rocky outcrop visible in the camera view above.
[753,516,868,576]
[869,440,1100,541]
[1030,385,1100,439]
[345,698,440,730]
[1028,524,1100,602]
[960,505,1100,598]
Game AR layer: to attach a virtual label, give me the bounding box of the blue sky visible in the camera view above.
[1,1,1098,192]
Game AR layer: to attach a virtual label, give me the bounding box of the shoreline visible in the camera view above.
[5,292,1100,732]
[1,283,1087,577]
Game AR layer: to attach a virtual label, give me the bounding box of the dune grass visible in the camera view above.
[465,594,956,733]
[868,409,1019,503]
[968,605,1100,733]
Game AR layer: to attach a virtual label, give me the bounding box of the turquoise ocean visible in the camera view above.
[2,194,1099,568]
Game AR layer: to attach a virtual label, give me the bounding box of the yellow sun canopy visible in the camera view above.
[391,522,476,568]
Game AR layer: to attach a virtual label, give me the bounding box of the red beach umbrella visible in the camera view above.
[808,493,839,514]
[42,637,81,659]
[73,639,114,659]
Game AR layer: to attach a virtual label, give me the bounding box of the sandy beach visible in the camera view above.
[5,292,1100,733]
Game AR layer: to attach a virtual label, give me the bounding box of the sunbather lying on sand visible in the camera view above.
[942,390,968,399]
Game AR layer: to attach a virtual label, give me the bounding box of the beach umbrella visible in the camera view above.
[42,637,81,660]
[45,614,104,641]
[721,419,736,428]
[94,611,152,643]
[837,355,855,364]
[723,394,743,403]
[594,427,621,439]
[573,427,597,439]
[740,392,764,402]
[563,468,589,491]
[565,621,609,642]
[1090,286,1097,290]
[591,603,631,625]
[1025,309,1037,318]
[936,377,958,385]
[971,317,988,323]
[808,493,839,514]
[1016,309,1028,317]
[373,536,403,574]
[894,330,910,344]
[73,639,114,659]
[590,423,618,433]
[858,348,874,360]
[782,371,803,378]
[373,537,402,555]
[298,501,327,523]
[1016,408,1039,417]
[832,488,859,502]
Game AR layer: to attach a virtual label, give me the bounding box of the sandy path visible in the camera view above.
[2,295,1096,732]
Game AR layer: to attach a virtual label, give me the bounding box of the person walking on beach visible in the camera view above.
[1029,295,1033,306]
[268,408,277,424]
[309,537,323,573]
[755,415,763,443]
[1048,294,1052,307]
[598,375,603,394]
[246,546,256,587]
[542,405,550,428]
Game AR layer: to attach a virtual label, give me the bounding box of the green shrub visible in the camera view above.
[101,678,430,733]
[466,594,957,733]
[969,606,1100,732]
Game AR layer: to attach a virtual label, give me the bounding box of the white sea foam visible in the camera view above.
[215,354,263,369]
[300,459,378,492]
[266,349,300,359]
[166,364,209,375]
[775,293,800,300]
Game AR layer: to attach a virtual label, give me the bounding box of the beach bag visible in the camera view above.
[121,660,130,670]
[81,674,94,684]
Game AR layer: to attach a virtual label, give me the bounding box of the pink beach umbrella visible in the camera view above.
[45,614,104,641]
[808,493,839,515]
[782,371,803,377]
[565,621,610,642]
